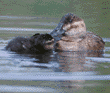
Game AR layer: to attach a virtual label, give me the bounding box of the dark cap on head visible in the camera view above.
[60,13,82,24]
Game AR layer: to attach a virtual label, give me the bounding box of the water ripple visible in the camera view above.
[0,85,55,92]
[86,57,110,62]
[0,27,53,31]
[0,72,109,81]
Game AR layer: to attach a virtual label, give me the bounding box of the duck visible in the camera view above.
[50,13,105,51]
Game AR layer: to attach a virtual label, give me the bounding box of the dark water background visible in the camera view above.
[0,0,110,93]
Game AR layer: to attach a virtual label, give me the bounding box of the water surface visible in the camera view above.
[0,16,110,93]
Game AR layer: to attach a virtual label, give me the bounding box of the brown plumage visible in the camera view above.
[50,13,105,51]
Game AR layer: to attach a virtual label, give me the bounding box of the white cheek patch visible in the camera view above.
[63,21,85,31]
[73,21,84,25]
[63,24,71,30]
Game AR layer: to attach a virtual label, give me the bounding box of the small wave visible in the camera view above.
[103,38,110,42]
[0,27,53,31]
[0,85,55,92]
[0,72,109,81]
[86,57,110,62]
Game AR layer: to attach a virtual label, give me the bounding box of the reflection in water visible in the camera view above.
[55,51,103,72]
[22,50,104,88]
[0,39,110,91]
[52,51,104,88]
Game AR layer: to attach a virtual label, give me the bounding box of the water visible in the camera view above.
[0,16,110,93]
[0,32,110,93]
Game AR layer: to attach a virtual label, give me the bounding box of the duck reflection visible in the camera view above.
[55,51,103,72]
[52,51,104,88]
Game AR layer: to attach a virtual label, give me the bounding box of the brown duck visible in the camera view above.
[49,13,105,51]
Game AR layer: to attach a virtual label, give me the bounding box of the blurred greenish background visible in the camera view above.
[0,0,109,37]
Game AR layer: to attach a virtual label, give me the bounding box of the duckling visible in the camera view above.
[5,33,53,53]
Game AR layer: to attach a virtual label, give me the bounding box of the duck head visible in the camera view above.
[50,13,87,41]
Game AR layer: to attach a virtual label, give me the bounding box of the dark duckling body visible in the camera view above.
[5,33,53,53]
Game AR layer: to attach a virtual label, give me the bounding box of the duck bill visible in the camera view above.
[49,22,66,41]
